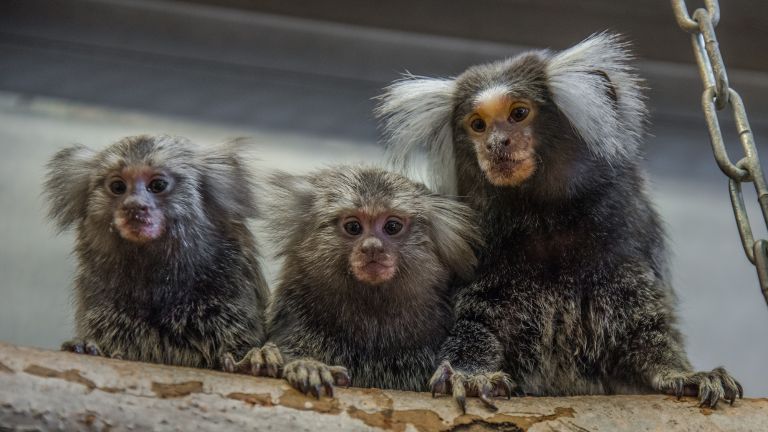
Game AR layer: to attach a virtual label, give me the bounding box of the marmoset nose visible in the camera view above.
[123,196,150,214]
[487,137,511,153]
[361,236,383,255]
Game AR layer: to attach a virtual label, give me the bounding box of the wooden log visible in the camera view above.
[0,342,765,431]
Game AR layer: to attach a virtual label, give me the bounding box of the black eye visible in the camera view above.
[509,106,530,122]
[344,221,363,236]
[109,180,127,195]
[383,220,403,236]
[147,179,168,194]
[470,118,486,132]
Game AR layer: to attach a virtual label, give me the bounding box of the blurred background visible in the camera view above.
[1,0,767,396]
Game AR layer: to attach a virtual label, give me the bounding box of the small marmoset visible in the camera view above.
[233,166,483,396]
[376,33,742,410]
[45,134,268,368]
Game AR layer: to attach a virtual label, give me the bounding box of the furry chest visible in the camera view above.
[497,277,609,380]
[337,348,437,392]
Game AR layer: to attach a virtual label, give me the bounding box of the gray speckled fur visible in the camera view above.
[45,135,268,368]
[264,166,481,391]
[377,34,741,403]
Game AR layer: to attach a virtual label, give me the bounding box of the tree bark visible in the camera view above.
[0,342,765,431]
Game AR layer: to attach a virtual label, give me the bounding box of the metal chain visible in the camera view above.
[672,0,768,307]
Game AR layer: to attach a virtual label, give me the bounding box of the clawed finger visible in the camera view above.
[224,345,285,377]
[320,368,335,397]
[661,369,743,409]
[62,340,103,357]
[222,352,237,373]
[329,366,351,387]
[715,368,743,406]
[491,372,515,399]
[496,376,513,399]
[677,369,743,408]
[477,387,499,412]
[248,348,266,376]
[675,380,684,399]
[308,368,323,399]
[429,363,518,414]
[473,373,507,411]
[454,392,467,415]
[429,361,455,398]
[86,344,101,356]
[697,377,713,408]
[450,372,468,414]
[285,360,347,398]
[430,375,448,397]
[262,344,284,377]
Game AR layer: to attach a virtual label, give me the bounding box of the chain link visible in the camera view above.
[672,0,768,306]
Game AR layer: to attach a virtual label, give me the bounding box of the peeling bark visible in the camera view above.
[0,342,765,431]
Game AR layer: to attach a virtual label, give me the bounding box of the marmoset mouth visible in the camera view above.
[127,214,153,225]
[482,155,537,186]
[353,259,397,285]
[363,261,393,273]
[114,213,165,243]
[492,157,530,171]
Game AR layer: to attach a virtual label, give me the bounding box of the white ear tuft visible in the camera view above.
[375,75,457,195]
[546,32,647,163]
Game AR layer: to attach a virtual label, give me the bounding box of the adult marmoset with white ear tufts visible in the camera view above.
[45,135,269,369]
[234,166,490,397]
[376,33,742,411]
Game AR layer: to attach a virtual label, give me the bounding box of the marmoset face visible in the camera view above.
[104,165,173,244]
[268,167,480,291]
[78,137,205,247]
[339,210,410,286]
[453,57,551,189]
[461,87,540,187]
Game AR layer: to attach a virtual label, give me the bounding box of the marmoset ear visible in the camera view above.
[427,195,483,280]
[263,171,317,256]
[45,144,97,231]
[197,139,260,221]
[545,32,647,163]
[376,75,458,195]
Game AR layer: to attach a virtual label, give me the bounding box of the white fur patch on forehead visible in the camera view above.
[473,84,510,106]
[545,32,646,164]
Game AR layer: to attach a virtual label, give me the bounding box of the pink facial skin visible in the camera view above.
[107,166,170,245]
[341,212,409,286]
[114,209,165,244]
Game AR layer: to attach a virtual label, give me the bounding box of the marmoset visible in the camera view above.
[231,166,485,397]
[45,134,268,368]
[376,33,742,410]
